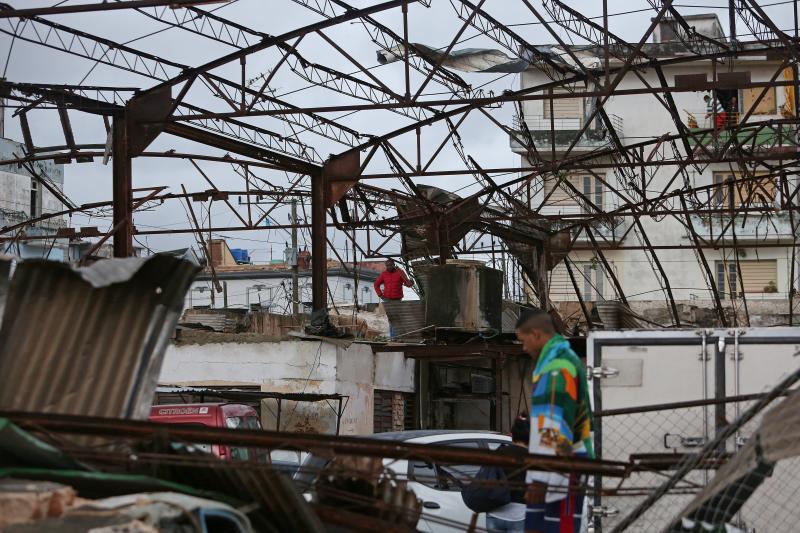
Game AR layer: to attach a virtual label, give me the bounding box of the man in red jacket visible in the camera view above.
[373,259,413,301]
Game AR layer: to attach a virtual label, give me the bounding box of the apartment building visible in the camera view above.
[511,14,797,325]
[0,137,69,260]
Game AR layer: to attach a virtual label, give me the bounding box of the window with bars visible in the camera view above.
[30,179,39,218]
[582,263,605,302]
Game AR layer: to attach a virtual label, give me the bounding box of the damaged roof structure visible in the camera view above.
[1,0,798,331]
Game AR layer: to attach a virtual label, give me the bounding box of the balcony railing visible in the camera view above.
[684,110,798,151]
[573,217,629,245]
[0,207,67,231]
[545,216,629,246]
[689,212,793,243]
[510,114,624,153]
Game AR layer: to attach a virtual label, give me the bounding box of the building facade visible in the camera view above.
[0,137,69,260]
[185,239,387,311]
[512,15,798,326]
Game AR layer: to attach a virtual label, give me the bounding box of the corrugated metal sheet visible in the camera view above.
[0,255,199,419]
[181,308,248,333]
[382,300,426,340]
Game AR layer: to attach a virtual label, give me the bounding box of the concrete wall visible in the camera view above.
[158,339,414,435]
[0,138,68,260]
[518,59,798,305]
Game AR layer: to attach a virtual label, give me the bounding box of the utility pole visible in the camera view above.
[291,199,299,315]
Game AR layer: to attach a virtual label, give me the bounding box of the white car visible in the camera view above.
[295,430,512,533]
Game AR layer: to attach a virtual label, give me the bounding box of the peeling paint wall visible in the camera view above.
[158,340,414,435]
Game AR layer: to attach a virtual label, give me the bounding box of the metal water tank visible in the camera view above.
[415,260,503,332]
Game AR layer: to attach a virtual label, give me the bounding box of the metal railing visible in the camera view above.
[514,113,624,133]
[0,206,67,229]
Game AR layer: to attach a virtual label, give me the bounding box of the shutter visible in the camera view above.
[549,262,576,301]
[543,174,581,207]
[543,88,582,120]
[739,260,777,293]
[742,87,777,115]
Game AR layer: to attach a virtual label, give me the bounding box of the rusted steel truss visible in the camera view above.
[1,0,799,322]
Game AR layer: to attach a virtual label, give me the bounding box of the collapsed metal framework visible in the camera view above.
[1,0,799,326]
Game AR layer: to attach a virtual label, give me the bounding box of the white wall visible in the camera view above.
[158,339,415,435]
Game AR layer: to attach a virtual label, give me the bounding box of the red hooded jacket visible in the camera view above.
[374,268,411,300]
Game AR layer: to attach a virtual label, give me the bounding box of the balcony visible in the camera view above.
[510,114,624,155]
[689,211,794,244]
[543,213,629,246]
[0,208,68,233]
[572,216,629,245]
[684,111,799,154]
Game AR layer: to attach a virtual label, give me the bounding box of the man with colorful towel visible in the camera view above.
[514,308,594,533]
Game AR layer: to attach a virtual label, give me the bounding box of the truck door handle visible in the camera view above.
[423,501,441,510]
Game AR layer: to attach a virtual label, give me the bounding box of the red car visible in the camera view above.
[149,403,261,460]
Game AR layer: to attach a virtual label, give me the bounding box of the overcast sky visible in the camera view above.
[2,0,796,263]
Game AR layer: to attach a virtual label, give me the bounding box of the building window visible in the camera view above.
[548,260,610,302]
[543,173,604,212]
[582,263,605,302]
[543,87,583,124]
[741,86,777,116]
[713,172,776,208]
[716,261,738,300]
[716,259,778,298]
[29,179,39,218]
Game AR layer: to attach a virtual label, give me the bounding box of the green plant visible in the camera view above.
[764,280,778,293]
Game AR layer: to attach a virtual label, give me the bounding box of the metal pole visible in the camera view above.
[603,0,609,88]
[336,397,343,435]
[715,335,727,443]
[494,356,503,432]
[223,281,228,308]
[112,114,133,257]
[291,199,299,315]
[311,172,327,312]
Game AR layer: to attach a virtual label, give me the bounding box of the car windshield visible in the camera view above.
[224,415,261,461]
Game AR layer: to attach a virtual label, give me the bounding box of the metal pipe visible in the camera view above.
[699,329,710,484]
[715,335,727,443]
[0,410,629,476]
[732,329,742,439]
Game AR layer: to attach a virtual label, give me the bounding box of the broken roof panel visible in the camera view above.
[0,256,199,420]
